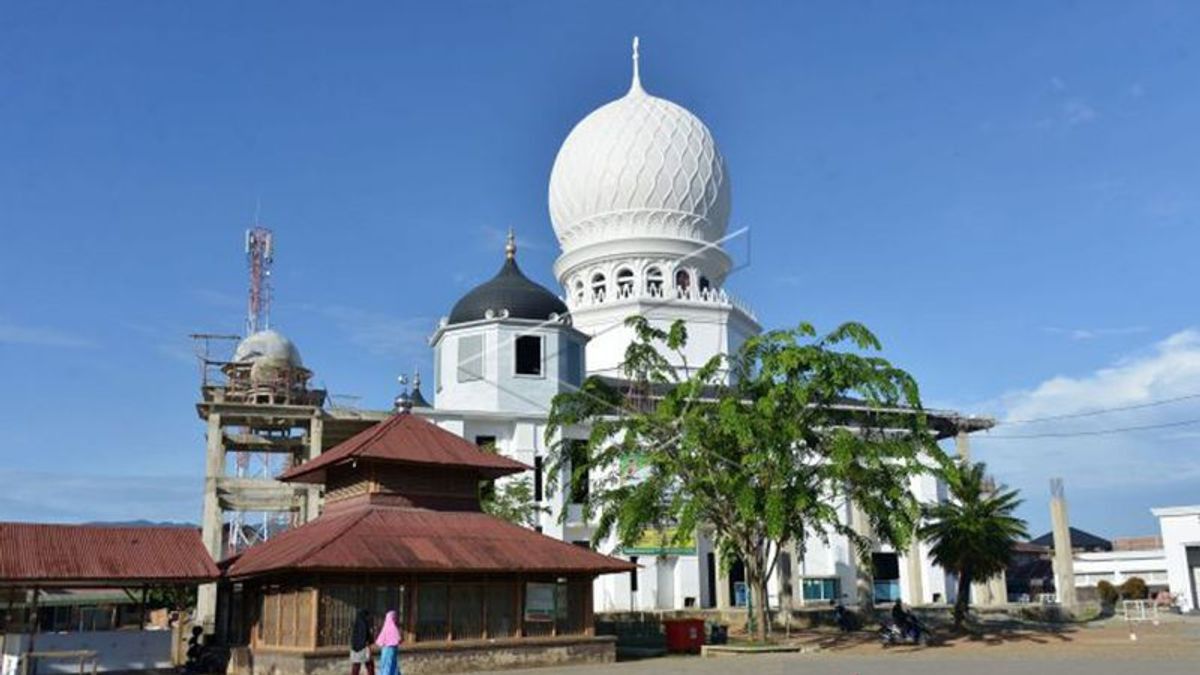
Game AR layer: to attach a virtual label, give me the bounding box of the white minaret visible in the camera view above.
[547,38,759,379]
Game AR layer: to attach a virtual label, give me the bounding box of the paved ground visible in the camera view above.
[488,615,1200,674]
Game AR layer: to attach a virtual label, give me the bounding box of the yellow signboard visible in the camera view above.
[620,527,696,555]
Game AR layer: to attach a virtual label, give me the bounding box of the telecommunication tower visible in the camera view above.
[245,227,274,335]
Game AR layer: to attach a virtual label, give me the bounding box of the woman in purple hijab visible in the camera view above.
[375,610,402,675]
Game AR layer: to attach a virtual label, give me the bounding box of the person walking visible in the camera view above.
[349,609,375,675]
[375,610,403,675]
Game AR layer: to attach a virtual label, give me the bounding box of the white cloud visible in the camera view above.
[1062,99,1097,126]
[973,330,1200,494]
[1042,325,1149,341]
[0,318,95,348]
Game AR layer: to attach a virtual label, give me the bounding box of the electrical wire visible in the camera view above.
[982,416,1200,440]
[997,392,1200,425]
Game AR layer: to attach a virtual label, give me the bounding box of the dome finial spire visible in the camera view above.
[630,36,643,93]
[505,227,516,260]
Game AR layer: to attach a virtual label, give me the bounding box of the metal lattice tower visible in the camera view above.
[245,227,274,335]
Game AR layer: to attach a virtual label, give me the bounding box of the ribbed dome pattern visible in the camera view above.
[548,84,730,253]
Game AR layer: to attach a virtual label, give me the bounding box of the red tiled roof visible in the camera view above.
[280,413,529,484]
[226,505,634,578]
[0,523,219,585]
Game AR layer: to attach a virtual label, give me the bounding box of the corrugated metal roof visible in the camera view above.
[0,523,219,585]
[281,413,529,484]
[227,505,634,578]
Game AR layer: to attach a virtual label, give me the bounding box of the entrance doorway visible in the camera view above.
[1187,546,1200,610]
[727,559,747,607]
[705,552,717,608]
[871,552,901,603]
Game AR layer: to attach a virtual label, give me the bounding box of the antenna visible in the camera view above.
[245,226,274,335]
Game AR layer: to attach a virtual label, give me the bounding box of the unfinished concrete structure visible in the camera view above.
[1050,477,1077,608]
[194,228,390,631]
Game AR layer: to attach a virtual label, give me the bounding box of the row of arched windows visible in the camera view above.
[572,266,711,303]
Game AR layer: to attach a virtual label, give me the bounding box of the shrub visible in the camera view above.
[1120,577,1148,600]
[1096,580,1119,607]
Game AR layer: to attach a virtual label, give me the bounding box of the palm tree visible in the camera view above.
[919,460,1028,629]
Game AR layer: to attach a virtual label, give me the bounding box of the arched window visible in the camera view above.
[591,273,607,301]
[616,268,634,296]
[573,279,584,303]
[699,276,711,293]
[675,269,691,296]
[645,267,664,295]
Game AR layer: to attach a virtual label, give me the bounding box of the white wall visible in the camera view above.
[572,300,757,381]
[431,320,586,415]
[3,630,172,673]
[1154,505,1200,611]
[1073,549,1169,588]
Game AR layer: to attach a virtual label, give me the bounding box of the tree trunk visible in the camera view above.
[746,568,769,642]
[954,566,972,630]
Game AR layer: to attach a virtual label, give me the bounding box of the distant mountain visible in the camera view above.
[83,519,199,529]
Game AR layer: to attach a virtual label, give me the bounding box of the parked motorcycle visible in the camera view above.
[879,614,932,646]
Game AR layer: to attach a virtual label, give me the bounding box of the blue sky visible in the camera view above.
[2,1,1198,537]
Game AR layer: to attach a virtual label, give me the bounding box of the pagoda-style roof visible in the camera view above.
[226,503,634,578]
[279,412,529,484]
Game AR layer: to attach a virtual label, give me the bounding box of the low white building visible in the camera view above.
[1073,549,1169,590]
[1152,505,1200,612]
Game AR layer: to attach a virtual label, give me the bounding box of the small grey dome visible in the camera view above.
[233,329,303,367]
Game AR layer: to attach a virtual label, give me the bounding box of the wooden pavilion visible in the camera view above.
[222,410,632,675]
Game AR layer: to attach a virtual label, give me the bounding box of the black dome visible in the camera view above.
[448,256,568,325]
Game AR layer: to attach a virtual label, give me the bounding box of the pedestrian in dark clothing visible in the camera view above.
[349,609,375,675]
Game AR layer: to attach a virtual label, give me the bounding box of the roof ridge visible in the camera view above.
[293,507,376,566]
[343,413,404,458]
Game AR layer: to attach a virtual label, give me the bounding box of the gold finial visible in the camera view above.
[505,227,516,260]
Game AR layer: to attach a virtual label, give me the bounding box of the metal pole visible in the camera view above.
[139,586,148,631]
[23,586,38,675]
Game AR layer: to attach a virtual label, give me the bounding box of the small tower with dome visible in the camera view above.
[430,231,590,414]
[548,38,760,379]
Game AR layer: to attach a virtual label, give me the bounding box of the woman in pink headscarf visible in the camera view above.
[375,610,402,675]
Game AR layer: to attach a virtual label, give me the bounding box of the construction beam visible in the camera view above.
[222,431,305,453]
[217,494,302,512]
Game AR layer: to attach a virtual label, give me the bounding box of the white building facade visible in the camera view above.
[420,42,980,613]
[1152,505,1200,612]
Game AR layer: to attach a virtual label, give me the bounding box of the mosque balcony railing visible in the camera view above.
[567,284,757,322]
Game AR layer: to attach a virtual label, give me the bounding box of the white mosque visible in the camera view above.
[212,40,997,618]
[415,40,997,613]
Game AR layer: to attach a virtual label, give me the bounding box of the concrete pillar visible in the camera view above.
[850,501,874,607]
[197,412,223,631]
[988,571,1008,606]
[302,414,324,523]
[1050,478,1076,608]
[955,429,970,461]
[905,536,924,604]
[714,545,731,609]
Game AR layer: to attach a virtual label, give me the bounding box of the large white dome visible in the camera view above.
[548,58,730,254]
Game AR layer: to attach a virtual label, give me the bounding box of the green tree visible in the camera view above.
[919,460,1027,629]
[1096,579,1119,609]
[547,316,941,641]
[1119,576,1148,600]
[481,476,547,529]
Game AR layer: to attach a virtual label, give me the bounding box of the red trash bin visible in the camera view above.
[663,618,706,654]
